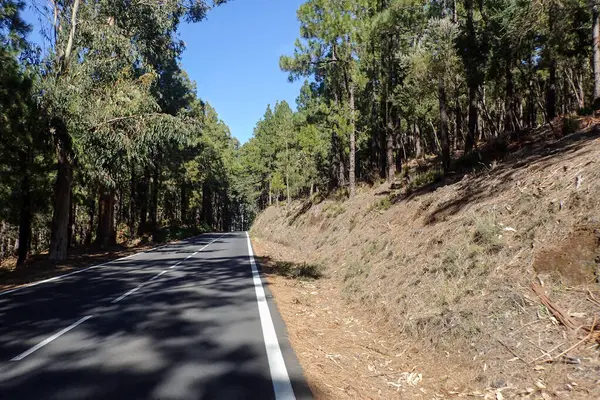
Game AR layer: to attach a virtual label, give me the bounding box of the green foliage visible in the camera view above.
[323,202,345,218]
[368,196,393,213]
[408,168,444,191]
[151,224,211,243]
[272,261,324,280]
[473,219,502,253]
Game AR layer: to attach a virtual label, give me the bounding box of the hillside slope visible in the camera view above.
[252,121,600,398]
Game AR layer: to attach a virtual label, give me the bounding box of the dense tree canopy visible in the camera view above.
[0,0,249,266]
[240,0,598,208]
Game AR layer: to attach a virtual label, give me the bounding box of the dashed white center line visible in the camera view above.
[11,234,226,362]
[110,234,225,303]
[11,315,94,361]
[150,270,168,281]
[111,285,143,304]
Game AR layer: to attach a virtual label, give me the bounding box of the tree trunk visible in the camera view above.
[454,88,462,149]
[285,137,291,206]
[439,78,451,174]
[465,85,478,152]
[505,60,516,132]
[49,124,73,262]
[349,84,356,197]
[546,61,557,120]
[95,187,116,247]
[137,169,149,235]
[68,190,75,247]
[386,123,395,183]
[223,194,230,232]
[414,122,422,158]
[201,181,213,229]
[268,180,272,206]
[593,2,600,108]
[395,123,403,172]
[462,0,481,152]
[129,165,136,235]
[149,166,159,230]
[17,153,31,267]
[84,191,95,245]
[181,184,189,225]
[1,221,7,259]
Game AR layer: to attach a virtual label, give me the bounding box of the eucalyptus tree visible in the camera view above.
[31,0,227,258]
[593,1,600,107]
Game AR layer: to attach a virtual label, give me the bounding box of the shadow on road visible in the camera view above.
[0,232,314,399]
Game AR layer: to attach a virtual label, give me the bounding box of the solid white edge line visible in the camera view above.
[0,235,206,297]
[246,232,296,400]
[11,315,94,361]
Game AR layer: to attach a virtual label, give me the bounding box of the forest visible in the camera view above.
[2,0,600,267]
[244,0,600,206]
[0,0,251,267]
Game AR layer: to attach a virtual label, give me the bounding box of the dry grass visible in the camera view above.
[252,118,600,398]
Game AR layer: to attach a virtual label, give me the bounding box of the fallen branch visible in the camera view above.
[587,290,600,308]
[530,283,577,330]
[496,338,529,365]
[540,317,598,363]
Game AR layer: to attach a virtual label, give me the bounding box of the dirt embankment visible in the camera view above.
[252,121,600,399]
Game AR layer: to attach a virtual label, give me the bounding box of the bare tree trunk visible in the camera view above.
[129,164,136,235]
[201,181,213,229]
[395,122,403,172]
[414,122,422,159]
[464,0,478,153]
[593,2,600,108]
[1,221,7,259]
[68,190,75,247]
[149,166,159,230]
[268,181,272,206]
[546,61,557,120]
[546,4,557,119]
[439,78,451,174]
[386,123,395,183]
[95,187,116,247]
[349,83,356,197]
[285,139,291,206]
[505,60,516,132]
[137,170,149,235]
[17,152,31,267]
[49,120,72,261]
[465,85,478,152]
[84,191,95,245]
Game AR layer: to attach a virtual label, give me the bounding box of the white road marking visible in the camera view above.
[0,236,205,297]
[11,315,94,361]
[245,232,296,400]
[110,234,226,303]
[150,270,167,281]
[9,234,225,362]
[111,285,143,304]
[0,265,102,297]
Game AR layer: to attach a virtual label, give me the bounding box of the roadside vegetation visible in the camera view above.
[252,118,600,398]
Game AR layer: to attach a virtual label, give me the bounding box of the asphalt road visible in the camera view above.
[0,232,311,400]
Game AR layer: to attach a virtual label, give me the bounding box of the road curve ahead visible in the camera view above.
[0,232,311,400]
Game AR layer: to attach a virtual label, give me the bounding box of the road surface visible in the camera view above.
[0,232,311,400]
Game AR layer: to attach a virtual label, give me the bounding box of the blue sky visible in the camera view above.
[23,0,306,143]
[179,1,305,142]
